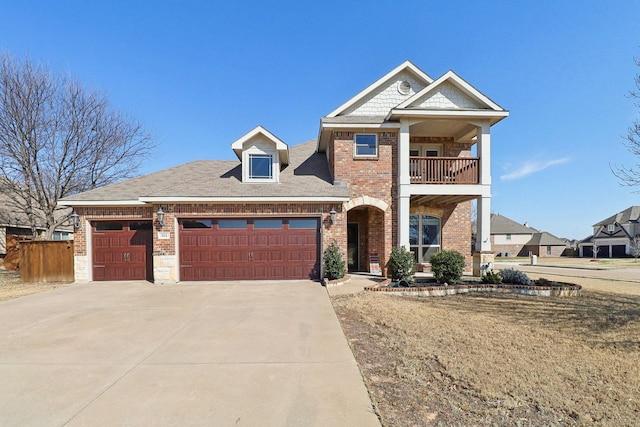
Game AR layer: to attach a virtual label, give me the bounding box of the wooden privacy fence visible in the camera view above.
[19,240,74,283]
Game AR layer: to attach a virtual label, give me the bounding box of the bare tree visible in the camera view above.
[612,56,640,187]
[630,236,640,262]
[0,53,153,238]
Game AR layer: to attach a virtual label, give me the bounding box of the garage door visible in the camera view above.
[92,221,153,281]
[179,218,320,281]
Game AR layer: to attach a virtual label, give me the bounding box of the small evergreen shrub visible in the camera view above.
[481,270,502,284]
[499,268,531,285]
[323,243,346,281]
[388,246,416,282]
[430,250,465,284]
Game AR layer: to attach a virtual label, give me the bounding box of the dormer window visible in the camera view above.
[249,154,273,180]
[231,126,290,184]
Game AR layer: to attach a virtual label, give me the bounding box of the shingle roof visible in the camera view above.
[59,140,350,203]
[490,213,538,234]
[594,206,640,226]
[526,231,566,246]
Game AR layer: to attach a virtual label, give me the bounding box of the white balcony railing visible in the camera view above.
[409,157,479,184]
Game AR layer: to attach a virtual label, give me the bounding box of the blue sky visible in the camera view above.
[1,0,639,240]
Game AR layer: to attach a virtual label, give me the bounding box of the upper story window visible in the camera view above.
[607,224,616,232]
[354,134,378,157]
[249,154,273,180]
[506,233,512,241]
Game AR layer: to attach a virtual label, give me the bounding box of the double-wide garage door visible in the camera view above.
[179,218,320,281]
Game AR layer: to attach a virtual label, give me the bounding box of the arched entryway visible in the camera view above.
[346,198,390,273]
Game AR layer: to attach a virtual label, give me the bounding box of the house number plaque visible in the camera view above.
[157,232,170,240]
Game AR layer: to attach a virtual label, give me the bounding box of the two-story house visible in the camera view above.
[579,206,640,258]
[59,61,508,282]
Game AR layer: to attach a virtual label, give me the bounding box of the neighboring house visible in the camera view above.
[490,214,539,257]
[522,231,568,257]
[59,60,508,282]
[489,213,566,257]
[579,206,640,258]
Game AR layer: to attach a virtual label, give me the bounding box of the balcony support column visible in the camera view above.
[473,195,494,276]
[477,120,491,186]
[397,119,412,250]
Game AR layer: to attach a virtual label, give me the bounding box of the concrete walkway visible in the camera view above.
[0,281,381,427]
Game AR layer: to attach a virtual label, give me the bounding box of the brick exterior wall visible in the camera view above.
[330,131,396,272]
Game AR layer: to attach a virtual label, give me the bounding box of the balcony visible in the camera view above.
[409,157,479,184]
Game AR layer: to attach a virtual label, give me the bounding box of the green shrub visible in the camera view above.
[388,246,416,282]
[481,270,502,284]
[499,268,531,285]
[430,250,465,284]
[323,243,346,281]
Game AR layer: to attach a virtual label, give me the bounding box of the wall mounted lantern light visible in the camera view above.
[157,207,165,227]
[329,209,337,225]
[70,212,81,229]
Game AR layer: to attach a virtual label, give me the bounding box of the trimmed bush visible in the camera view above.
[481,270,502,284]
[388,246,416,282]
[430,250,465,284]
[499,268,531,286]
[323,243,346,281]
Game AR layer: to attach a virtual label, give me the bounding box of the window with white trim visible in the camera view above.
[607,224,616,232]
[354,134,377,157]
[249,154,273,180]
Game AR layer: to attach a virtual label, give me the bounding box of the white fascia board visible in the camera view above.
[388,109,509,121]
[139,196,350,203]
[230,125,290,164]
[326,60,433,118]
[399,183,491,198]
[320,122,401,130]
[57,200,147,207]
[397,70,505,111]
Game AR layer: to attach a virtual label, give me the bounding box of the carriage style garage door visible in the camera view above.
[92,221,153,281]
[179,218,320,281]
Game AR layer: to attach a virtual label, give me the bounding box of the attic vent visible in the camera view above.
[397,80,412,95]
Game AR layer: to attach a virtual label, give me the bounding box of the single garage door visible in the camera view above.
[179,218,320,281]
[92,221,153,281]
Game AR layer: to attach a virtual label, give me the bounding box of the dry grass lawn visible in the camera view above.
[333,289,640,426]
[0,269,70,301]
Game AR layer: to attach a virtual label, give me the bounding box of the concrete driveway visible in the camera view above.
[0,281,381,427]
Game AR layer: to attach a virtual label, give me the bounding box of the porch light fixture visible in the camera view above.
[329,209,337,225]
[156,207,165,227]
[70,212,81,229]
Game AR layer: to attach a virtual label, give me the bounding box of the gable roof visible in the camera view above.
[594,206,640,226]
[526,231,566,246]
[490,213,538,235]
[395,70,504,111]
[326,60,433,118]
[59,140,349,206]
[230,125,289,165]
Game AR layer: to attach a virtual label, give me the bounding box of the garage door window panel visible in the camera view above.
[218,219,248,229]
[183,220,212,229]
[254,219,282,228]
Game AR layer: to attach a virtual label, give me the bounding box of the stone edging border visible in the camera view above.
[323,274,352,288]
[365,282,582,297]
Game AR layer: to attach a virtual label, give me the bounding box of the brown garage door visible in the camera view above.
[179,218,319,281]
[92,221,153,281]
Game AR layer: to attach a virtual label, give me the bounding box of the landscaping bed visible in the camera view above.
[368,278,582,297]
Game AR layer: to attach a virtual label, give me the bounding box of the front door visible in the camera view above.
[347,223,359,270]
